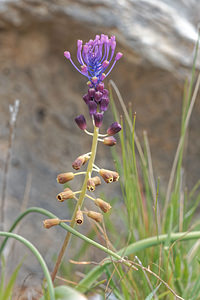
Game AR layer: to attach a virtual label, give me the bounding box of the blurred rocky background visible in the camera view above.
[0,0,200,285]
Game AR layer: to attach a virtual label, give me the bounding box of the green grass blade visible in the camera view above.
[145,283,161,300]
[1,259,23,300]
[0,255,5,298]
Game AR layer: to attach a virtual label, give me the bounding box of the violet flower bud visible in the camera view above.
[88,101,97,115]
[96,83,104,92]
[75,115,87,130]
[83,93,90,104]
[88,88,95,98]
[100,97,109,112]
[107,122,121,135]
[102,89,109,97]
[94,91,103,103]
[94,112,103,128]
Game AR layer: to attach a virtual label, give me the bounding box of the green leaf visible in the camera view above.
[40,286,87,300]
[174,252,181,279]
[0,255,5,297]
[145,283,161,300]
[1,259,23,300]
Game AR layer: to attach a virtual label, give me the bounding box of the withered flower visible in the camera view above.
[87,211,103,223]
[43,218,60,229]
[57,172,74,184]
[72,155,89,170]
[94,198,111,213]
[57,188,75,202]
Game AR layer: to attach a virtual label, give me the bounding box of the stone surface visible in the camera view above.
[0,0,200,279]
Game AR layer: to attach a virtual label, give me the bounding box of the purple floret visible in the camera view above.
[107,122,121,135]
[75,115,87,130]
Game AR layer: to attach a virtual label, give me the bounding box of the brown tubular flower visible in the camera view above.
[99,169,113,183]
[57,172,74,184]
[43,218,60,229]
[87,178,96,191]
[87,176,101,191]
[92,176,101,186]
[94,198,111,213]
[87,211,103,223]
[72,155,89,170]
[75,210,84,225]
[57,188,75,202]
[111,171,119,182]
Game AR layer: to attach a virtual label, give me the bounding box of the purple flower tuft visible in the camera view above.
[107,122,121,135]
[88,101,97,115]
[75,115,87,130]
[64,34,123,86]
[93,112,103,128]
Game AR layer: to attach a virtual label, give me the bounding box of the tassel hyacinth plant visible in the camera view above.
[44,34,123,282]
[1,33,200,300]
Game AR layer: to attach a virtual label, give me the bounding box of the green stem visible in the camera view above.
[0,231,55,300]
[51,126,99,282]
[1,206,200,294]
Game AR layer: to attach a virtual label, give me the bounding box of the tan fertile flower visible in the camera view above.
[94,198,111,213]
[57,172,75,184]
[57,188,75,202]
[87,211,103,223]
[43,219,60,229]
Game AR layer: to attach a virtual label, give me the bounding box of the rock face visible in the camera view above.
[0,0,200,280]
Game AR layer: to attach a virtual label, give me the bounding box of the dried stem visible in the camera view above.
[0,99,20,230]
[51,126,99,282]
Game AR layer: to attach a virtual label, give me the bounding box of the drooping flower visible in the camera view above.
[107,122,122,135]
[75,115,87,130]
[64,34,123,87]
[93,112,103,127]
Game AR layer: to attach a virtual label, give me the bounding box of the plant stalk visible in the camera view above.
[51,126,99,282]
